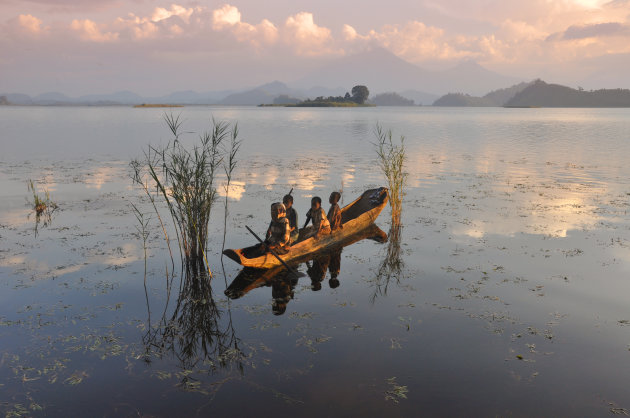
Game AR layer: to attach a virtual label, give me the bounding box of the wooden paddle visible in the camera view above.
[245,225,299,275]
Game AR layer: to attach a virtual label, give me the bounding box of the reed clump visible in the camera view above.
[28,179,57,216]
[131,113,240,275]
[374,124,407,227]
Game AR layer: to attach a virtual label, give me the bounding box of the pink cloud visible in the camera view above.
[17,13,43,33]
[284,12,339,56]
[70,18,118,41]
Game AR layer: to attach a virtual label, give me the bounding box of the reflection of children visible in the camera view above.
[283,194,299,244]
[328,249,342,289]
[307,255,330,291]
[303,196,331,239]
[272,278,294,315]
[327,192,343,232]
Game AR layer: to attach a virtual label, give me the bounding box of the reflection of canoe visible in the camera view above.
[225,223,388,299]
[223,187,389,269]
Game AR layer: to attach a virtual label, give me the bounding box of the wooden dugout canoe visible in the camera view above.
[223,187,389,269]
[224,223,388,299]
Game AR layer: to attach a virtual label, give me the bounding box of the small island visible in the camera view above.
[261,85,374,107]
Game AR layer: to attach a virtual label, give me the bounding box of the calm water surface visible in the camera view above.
[1,106,629,416]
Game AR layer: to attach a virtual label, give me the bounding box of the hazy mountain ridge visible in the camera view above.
[433,82,533,106]
[371,92,415,106]
[506,80,630,107]
[1,49,520,106]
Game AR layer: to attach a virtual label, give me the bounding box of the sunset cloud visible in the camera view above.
[18,14,43,33]
[284,12,338,56]
[151,4,193,23]
[70,18,118,42]
[212,4,278,46]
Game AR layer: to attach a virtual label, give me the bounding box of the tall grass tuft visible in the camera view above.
[27,179,58,236]
[374,124,407,228]
[221,124,242,255]
[28,179,57,216]
[371,124,407,301]
[131,113,239,276]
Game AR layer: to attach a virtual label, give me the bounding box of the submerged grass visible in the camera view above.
[131,113,240,275]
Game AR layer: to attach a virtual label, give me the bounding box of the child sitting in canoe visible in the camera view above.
[302,196,331,239]
[283,193,299,244]
[263,202,291,254]
[327,191,343,232]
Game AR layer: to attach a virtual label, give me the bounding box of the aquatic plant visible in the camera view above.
[373,124,407,228]
[27,179,58,236]
[131,113,240,275]
[221,124,242,255]
[28,179,57,216]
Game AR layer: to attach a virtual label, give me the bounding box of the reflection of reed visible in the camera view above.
[371,224,403,303]
[143,263,243,374]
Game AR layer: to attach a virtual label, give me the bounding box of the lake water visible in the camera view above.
[1,106,629,417]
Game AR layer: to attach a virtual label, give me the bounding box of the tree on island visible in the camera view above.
[351,85,370,104]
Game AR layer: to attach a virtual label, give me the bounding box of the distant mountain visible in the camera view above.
[371,92,415,106]
[3,93,32,105]
[218,81,314,105]
[505,80,630,107]
[483,82,533,105]
[433,93,494,106]
[434,61,522,97]
[34,92,72,104]
[399,89,439,106]
[294,47,522,96]
[433,81,533,106]
[295,47,433,93]
[77,90,144,104]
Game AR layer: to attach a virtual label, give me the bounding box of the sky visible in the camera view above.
[1,0,629,95]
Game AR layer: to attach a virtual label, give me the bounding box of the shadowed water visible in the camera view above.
[1,106,629,416]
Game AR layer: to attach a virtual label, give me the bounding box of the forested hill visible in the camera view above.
[433,81,532,106]
[506,80,630,107]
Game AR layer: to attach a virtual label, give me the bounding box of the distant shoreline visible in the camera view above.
[133,104,184,108]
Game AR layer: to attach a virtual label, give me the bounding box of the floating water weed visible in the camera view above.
[384,377,408,403]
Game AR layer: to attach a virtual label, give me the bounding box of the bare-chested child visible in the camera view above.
[327,191,342,232]
[303,196,331,239]
[283,194,299,244]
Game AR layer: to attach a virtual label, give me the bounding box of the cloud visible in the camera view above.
[284,12,338,56]
[553,22,630,40]
[212,4,241,29]
[151,4,193,23]
[212,4,278,46]
[70,18,118,41]
[17,13,43,33]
